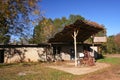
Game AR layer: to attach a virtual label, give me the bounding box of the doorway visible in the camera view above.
[0,49,4,63]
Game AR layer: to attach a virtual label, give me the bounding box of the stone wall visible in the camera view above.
[0,45,99,63]
[4,47,48,63]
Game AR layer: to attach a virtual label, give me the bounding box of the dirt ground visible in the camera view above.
[81,65,120,80]
[48,61,110,75]
[47,54,120,80]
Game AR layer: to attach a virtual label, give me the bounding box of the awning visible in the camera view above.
[48,19,104,43]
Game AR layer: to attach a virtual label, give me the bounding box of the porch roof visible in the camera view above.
[48,19,104,43]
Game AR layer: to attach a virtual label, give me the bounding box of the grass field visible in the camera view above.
[97,57,120,65]
[0,56,120,80]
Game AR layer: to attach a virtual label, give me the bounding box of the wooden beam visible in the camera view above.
[72,30,78,67]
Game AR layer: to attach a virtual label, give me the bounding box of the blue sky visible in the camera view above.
[39,0,120,36]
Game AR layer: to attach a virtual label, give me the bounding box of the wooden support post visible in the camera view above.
[72,30,78,67]
[91,35,95,64]
[92,35,95,56]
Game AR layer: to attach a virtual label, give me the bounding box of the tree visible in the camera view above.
[31,18,56,43]
[114,33,120,48]
[53,18,62,31]
[32,25,43,43]
[106,35,118,54]
[68,14,85,24]
[100,34,120,54]
[0,0,41,44]
[0,22,10,44]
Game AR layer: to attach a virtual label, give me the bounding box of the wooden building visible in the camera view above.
[48,19,105,66]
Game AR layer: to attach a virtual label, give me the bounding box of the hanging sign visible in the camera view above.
[94,37,107,42]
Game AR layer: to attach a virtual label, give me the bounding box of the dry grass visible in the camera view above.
[0,62,74,80]
[0,56,120,80]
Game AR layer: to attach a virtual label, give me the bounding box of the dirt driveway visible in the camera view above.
[48,61,110,75]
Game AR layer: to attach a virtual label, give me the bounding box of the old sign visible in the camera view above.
[94,37,107,42]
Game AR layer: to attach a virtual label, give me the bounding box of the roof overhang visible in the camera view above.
[48,19,104,43]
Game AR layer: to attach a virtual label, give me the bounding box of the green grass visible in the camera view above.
[97,57,120,65]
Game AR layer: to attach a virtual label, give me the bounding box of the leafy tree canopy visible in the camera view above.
[114,33,120,48]
[0,0,41,44]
